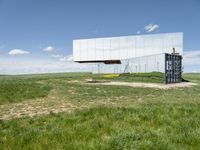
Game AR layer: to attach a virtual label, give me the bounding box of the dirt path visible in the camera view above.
[0,100,120,121]
[88,81,197,89]
[0,88,120,121]
[0,99,73,120]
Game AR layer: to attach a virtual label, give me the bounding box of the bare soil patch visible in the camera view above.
[0,89,119,121]
[87,81,197,89]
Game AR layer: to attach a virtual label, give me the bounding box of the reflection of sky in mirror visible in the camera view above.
[73,32,183,61]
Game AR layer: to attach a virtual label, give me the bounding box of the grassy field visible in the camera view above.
[0,73,200,149]
[0,77,51,104]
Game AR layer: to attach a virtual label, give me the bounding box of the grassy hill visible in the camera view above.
[0,73,200,149]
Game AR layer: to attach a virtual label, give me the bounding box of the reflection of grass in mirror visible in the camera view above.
[93,72,165,83]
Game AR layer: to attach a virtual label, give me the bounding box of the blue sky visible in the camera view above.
[0,0,200,74]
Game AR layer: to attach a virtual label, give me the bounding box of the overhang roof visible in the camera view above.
[75,60,121,64]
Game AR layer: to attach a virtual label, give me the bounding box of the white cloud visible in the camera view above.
[43,46,57,52]
[183,50,200,72]
[184,50,200,58]
[51,54,63,58]
[137,31,141,34]
[8,49,30,56]
[59,55,73,62]
[183,50,200,66]
[144,24,159,33]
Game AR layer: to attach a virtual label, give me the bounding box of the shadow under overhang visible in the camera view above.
[75,60,121,64]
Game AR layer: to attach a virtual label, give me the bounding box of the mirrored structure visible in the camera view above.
[73,32,183,83]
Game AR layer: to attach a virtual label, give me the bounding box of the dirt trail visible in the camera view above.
[0,89,119,121]
[0,99,73,120]
[0,100,119,121]
[88,81,197,89]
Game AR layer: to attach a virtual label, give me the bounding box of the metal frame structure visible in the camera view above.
[165,53,182,84]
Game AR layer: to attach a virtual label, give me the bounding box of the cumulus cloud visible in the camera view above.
[183,50,200,65]
[137,31,141,34]
[8,49,30,56]
[51,54,63,58]
[43,46,57,52]
[183,50,200,72]
[144,24,159,33]
[184,50,200,58]
[59,55,73,62]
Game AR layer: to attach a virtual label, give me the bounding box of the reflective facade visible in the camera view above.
[73,32,183,62]
[92,53,165,74]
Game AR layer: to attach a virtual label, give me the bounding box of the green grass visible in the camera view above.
[0,72,200,149]
[1,105,200,149]
[0,73,90,105]
[183,73,200,81]
[93,72,165,83]
[0,77,51,105]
